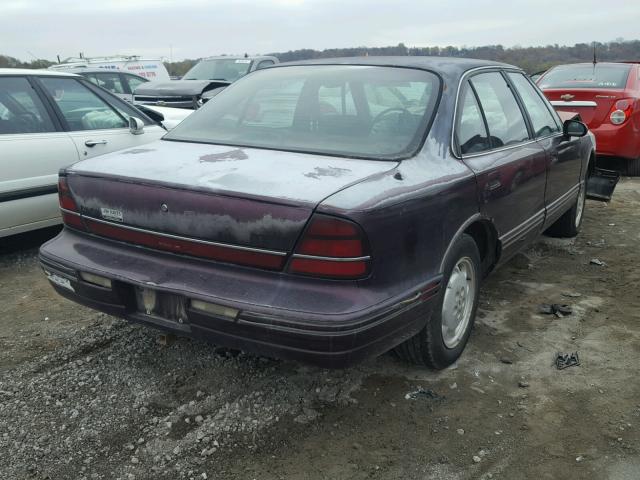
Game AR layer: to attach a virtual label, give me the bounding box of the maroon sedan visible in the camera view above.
[40,57,595,368]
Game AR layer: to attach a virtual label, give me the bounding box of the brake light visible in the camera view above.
[58,176,77,211]
[609,98,634,125]
[58,176,85,230]
[288,215,370,279]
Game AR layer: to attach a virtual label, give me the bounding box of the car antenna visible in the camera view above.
[592,42,597,66]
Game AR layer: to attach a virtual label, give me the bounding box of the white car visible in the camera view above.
[0,68,187,238]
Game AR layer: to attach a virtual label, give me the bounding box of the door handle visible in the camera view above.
[487,179,502,191]
[85,140,107,147]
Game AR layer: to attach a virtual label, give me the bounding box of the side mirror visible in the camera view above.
[129,116,145,135]
[563,119,588,138]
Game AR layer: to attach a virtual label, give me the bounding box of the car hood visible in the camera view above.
[134,80,231,96]
[67,140,398,207]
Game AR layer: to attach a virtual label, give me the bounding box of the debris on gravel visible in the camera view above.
[0,317,365,479]
[404,388,442,401]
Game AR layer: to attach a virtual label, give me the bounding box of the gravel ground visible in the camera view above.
[1,179,639,480]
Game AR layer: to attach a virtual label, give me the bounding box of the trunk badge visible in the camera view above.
[560,94,575,101]
[161,203,169,212]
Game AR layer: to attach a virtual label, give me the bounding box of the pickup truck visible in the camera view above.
[133,56,279,109]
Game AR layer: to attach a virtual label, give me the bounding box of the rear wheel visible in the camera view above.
[394,234,481,369]
[545,182,586,238]
[627,158,640,176]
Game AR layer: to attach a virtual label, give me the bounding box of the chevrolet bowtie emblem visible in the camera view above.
[560,94,575,101]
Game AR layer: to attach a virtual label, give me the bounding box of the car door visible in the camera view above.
[505,72,583,228]
[456,71,547,260]
[36,76,165,160]
[0,75,79,236]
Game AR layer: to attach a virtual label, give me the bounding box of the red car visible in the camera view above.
[537,62,640,175]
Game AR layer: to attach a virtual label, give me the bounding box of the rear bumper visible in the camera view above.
[39,229,441,368]
[591,122,640,160]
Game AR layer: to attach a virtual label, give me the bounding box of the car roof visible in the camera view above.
[275,56,518,75]
[0,68,79,77]
[200,55,276,61]
[549,62,637,68]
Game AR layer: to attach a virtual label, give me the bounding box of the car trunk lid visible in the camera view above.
[543,89,625,127]
[65,140,397,268]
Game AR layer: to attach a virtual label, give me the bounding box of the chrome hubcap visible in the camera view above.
[575,184,586,228]
[441,257,476,349]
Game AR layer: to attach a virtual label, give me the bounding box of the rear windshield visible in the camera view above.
[539,64,631,89]
[164,65,441,160]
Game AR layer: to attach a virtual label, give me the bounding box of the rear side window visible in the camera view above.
[456,82,490,155]
[0,77,56,134]
[471,72,529,148]
[539,64,631,89]
[94,73,126,94]
[83,73,99,85]
[508,73,560,137]
[124,74,147,92]
[39,77,127,131]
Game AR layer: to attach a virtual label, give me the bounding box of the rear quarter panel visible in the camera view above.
[319,122,478,300]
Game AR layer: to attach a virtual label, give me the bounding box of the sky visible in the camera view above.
[2,0,639,62]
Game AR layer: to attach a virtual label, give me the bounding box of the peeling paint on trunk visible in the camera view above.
[68,140,398,205]
[199,149,249,162]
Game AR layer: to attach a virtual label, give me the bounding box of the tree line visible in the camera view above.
[3,39,638,77]
[169,39,640,76]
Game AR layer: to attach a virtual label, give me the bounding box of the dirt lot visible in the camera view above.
[1,179,639,480]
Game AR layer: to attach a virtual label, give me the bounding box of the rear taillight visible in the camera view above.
[609,98,634,125]
[58,176,77,211]
[58,176,85,230]
[288,215,370,279]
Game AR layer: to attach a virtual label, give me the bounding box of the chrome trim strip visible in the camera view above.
[535,132,564,142]
[546,184,579,218]
[83,215,288,257]
[550,101,598,107]
[461,139,538,159]
[500,209,545,248]
[292,254,371,262]
[60,208,80,216]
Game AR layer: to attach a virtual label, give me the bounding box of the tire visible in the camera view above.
[545,181,586,238]
[627,158,640,176]
[394,234,481,369]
